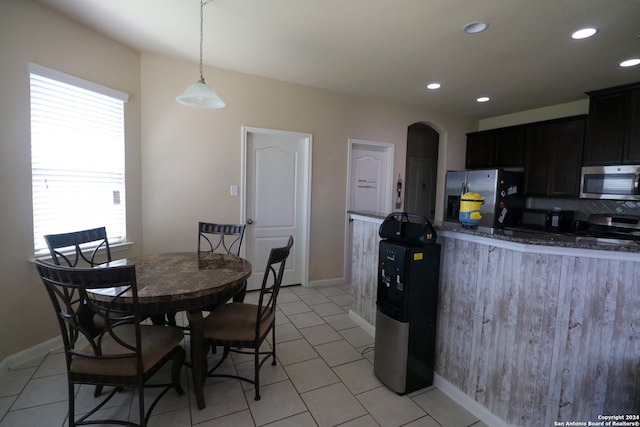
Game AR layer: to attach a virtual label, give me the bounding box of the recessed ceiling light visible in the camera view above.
[463,21,489,34]
[477,96,490,103]
[571,27,598,39]
[426,83,441,90]
[620,58,640,67]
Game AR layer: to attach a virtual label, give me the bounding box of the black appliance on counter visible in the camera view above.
[374,212,440,394]
[575,214,640,246]
[520,208,575,233]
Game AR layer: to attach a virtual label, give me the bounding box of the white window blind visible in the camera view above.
[29,63,129,256]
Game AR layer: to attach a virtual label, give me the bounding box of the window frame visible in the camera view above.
[29,63,130,257]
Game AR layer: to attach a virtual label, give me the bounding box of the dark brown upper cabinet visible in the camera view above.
[466,127,525,169]
[465,132,493,169]
[523,116,586,197]
[584,82,640,165]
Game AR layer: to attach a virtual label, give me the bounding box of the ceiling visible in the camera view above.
[35,0,640,119]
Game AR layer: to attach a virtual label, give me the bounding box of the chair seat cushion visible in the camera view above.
[70,324,183,377]
[203,303,275,343]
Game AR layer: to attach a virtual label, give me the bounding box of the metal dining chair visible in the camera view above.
[43,226,111,267]
[197,222,246,256]
[43,227,117,339]
[165,222,247,327]
[33,259,185,427]
[199,222,248,303]
[200,236,293,401]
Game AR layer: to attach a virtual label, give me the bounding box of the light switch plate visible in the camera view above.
[230,185,238,196]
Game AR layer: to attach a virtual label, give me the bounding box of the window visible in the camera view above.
[29,63,129,256]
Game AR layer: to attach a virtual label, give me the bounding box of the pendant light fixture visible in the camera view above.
[176,0,226,109]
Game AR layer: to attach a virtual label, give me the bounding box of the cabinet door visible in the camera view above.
[494,128,525,167]
[524,117,585,197]
[584,92,627,165]
[466,133,493,169]
[547,118,585,197]
[523,125,551,196]
[466,128,525,169]
[623,88,640,163]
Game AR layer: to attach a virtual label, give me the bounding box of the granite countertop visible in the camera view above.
[440,223,640,254]
[349,210,640,253]
[348,210,388,220]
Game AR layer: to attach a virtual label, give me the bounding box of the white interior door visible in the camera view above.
[348,141,394,212]
[242,127,311,291]
[345,139,394,283]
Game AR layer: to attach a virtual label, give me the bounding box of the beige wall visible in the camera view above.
[139,54,475,281]
[0,0,142,362]
[0,0,475,362]
[478,99,589,130]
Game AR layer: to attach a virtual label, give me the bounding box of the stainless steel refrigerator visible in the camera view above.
[444,169,524,230]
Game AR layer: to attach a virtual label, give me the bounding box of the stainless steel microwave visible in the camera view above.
[580,165,640,200]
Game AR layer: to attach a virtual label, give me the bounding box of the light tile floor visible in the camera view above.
[0,284,488,427]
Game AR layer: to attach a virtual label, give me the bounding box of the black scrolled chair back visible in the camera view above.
[256,236,294,329]
[43,227,115,337]
[44,226,112,267]
[165,222,247,328]
[35,260,138,361]
[33,259,185,427]
[198,222,246,256]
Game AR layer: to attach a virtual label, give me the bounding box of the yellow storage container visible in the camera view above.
[459,192,484,226]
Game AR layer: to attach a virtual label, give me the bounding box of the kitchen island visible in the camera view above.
[349,212,640,427]
[349,211,387,330]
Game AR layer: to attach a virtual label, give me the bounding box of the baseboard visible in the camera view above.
[0,336,61,374]
[305,277,347,288]
[348,309,375,337]
[343,310,508,427]
[433,373,509,427]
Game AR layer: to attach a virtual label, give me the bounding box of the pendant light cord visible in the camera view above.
[198,0,213,83]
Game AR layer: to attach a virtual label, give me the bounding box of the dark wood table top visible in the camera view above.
[90,252,252,315]
[89,251,252,410]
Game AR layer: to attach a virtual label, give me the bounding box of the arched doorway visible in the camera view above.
[404,123,439,220]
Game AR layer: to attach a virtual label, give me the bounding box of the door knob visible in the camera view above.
[246,219,254,225]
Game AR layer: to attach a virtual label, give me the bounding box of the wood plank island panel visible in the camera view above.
[350,215,381,325]
[437,234,640,426]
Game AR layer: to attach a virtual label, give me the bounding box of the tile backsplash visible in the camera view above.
[528,198,640,220]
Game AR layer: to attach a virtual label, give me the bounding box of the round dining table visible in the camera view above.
[89,252,251,410]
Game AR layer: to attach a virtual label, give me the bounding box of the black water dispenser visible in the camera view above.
[374,213,440,394]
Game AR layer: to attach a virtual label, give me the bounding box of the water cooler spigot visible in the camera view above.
[381,268,391,287]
